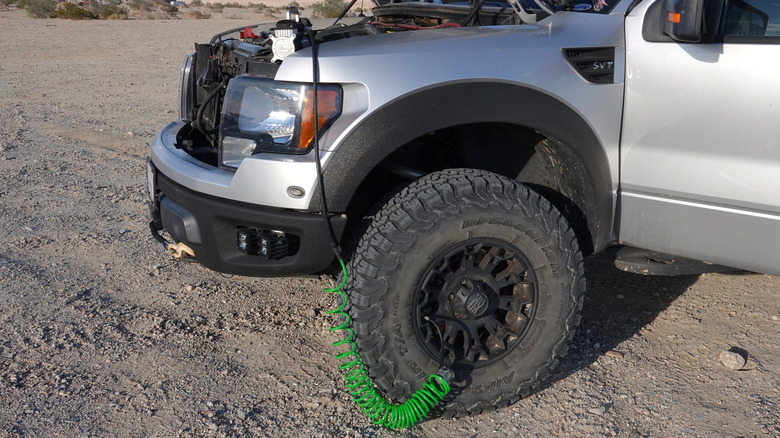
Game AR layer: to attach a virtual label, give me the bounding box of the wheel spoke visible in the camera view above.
[414,239,539,369]
[476,246,501,272]
[493,258,525,283]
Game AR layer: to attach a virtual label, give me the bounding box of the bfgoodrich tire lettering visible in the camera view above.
[346,169,584,417]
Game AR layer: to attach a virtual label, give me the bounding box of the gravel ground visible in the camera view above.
[1,9,779,438]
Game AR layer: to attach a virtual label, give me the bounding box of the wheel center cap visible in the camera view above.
[464,291,490,316]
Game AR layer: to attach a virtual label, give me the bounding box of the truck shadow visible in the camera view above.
[541,255,703,388]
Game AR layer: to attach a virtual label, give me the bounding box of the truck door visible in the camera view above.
[618,0,780,275]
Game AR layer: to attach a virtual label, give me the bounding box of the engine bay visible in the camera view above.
[175,0,595,161]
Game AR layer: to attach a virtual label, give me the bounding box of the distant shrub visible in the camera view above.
[185,8,210,18]
[309,0,345,18]
[55,2,98,18]
[23,0,57,17]
[0,0,16,9]
[285,1,300,8]
[127,0,153,10]
[188,0,203,5]
[255,6,275,19]
[160,2,178,14]
[86,0,126,19]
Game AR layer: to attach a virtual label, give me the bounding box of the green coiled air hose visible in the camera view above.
[324,259,452,429]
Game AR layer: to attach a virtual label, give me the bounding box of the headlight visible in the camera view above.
[219,76,342,169]
[179,53,195,122]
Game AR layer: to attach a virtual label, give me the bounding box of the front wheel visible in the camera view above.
[345,169,584,417]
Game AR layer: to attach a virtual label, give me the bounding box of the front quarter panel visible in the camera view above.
[276,11,627,250]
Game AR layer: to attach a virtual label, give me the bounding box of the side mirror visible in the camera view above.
[663,0,706,42]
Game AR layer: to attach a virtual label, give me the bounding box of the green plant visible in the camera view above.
[309,0,345,18]
[127,0,152,10]
[86,0,126,19]
[55,2,98,19]
[106,10,128,19]
[0,0,17,9]
[188,0,203,5]
[23,0,56,17]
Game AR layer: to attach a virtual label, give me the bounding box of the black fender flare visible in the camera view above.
[310,80,613,253]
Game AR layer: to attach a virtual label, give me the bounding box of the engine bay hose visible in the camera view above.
[324,259,452,429]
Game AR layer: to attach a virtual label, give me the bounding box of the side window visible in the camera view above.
[722,0,780,38]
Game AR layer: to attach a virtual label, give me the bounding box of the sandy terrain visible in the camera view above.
[0,7,778,437]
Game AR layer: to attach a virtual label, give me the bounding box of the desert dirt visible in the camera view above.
[1,7,779,438]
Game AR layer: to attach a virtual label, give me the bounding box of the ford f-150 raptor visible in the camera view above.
[146,0,780,416]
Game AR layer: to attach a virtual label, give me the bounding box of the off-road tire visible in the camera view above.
[345,168,585,417]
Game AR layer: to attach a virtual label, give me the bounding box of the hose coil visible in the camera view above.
[325,259,451,429]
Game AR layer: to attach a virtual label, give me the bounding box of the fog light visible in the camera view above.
[236,227,289,260]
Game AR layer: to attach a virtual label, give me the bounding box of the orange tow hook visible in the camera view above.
[166,242,196,262]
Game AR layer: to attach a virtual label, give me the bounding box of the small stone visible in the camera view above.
[720,349,747,370]
[634,407,651,417]
[184,285,194,292]
[236,409,246,421]
[207,422,218,430]
[605,350,624,359]
[616,294,624,299]
[772,315,779,321]
[588,405,608,416]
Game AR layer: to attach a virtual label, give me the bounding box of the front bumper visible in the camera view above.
[147,159,346,277]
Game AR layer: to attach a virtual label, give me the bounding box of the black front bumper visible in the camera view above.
[148,164,346,277]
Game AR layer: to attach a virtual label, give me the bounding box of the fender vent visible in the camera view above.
[563,47,616,84]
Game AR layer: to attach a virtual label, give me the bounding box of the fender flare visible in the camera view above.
[310,81,613,252]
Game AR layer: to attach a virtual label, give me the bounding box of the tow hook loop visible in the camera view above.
[167,242,197,262]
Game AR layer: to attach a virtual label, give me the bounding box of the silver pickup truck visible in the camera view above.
[146,0,780,417]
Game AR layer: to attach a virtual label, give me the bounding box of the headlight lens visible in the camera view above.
[179,53,195,121]
[219,76,342,169]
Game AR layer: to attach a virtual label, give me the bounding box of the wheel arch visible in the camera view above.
[311,81,613,255]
